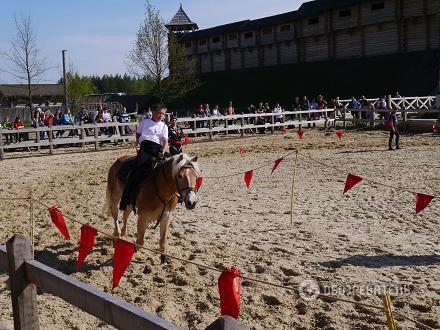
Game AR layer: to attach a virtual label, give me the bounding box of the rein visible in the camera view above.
[152,162,197,229]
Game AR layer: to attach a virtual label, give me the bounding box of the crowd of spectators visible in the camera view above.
[0,105,133,145]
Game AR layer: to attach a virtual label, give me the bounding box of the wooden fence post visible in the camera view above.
[94,123,99,150]
[48,125,54,155]
[342,109,346,129]
[271,114,275,134]
[240,116,245,137]
[0,127,4,160]
[6,234,39,329]
[208,118,213,141]
[225,117,228,136]
[298,111,302,131]
[80,121,85,149]
[35,121,41,152]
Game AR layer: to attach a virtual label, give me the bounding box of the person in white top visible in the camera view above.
[119,104,169,211]
[272,102,283,123]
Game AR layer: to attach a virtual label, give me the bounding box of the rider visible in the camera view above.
[119,104,169,211]
[168,115,184,156]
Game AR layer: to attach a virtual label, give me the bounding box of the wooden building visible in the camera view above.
[167,0,440,74]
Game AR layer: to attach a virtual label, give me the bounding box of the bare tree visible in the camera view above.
[0,15,50,107]
[126,1,198,103]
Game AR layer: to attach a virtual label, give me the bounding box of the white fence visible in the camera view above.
[1,96,439,160]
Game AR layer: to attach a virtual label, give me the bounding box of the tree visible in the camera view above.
[67,72,98,112]
[126,1,198,103]
[0,15,50,107]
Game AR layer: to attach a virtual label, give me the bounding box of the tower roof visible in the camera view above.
[165,4,198,31]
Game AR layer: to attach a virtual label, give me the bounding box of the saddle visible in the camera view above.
[117,154,169,183]
[117,156,137,182]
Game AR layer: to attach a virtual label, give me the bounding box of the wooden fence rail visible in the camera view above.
[0,235,249,330]
[0,235,180,330]
[1,104,439,160]
[0,110,336,160]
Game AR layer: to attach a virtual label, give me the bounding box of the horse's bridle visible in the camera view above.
[175,164,198,198]
[152,163,198,230]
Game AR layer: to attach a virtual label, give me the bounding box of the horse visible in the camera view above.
[104,153,200,263]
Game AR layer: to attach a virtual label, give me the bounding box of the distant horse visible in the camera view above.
[104,153,200,263]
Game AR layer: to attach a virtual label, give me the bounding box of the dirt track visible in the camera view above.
[0,129,439,329]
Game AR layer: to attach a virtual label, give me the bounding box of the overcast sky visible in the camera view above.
[0,0,306,84]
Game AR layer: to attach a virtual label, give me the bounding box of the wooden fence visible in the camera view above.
[339,96,436,110]
[0,109,335,160]
[0,235,248,330]
[1,103,439,160]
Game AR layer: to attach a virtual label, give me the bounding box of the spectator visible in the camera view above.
[256,103,266,134]
[13,116,25,142]
[316,95,327,120]
[53,108,63,138]
[376,96,388,119]
[203,103,210,117]
[194,104,206,130]
[348,96,361,120]
[75,106,90,136]
[1,116,13,144]
[292,96,301,120]
[300,96,310,121]
[43,110,54,139]
[388,109,400,150]
[365,100,375,123]
[32,108,45,140]
[168,115,185,156]
[272,102,284,123]
[211,104,222,127]
[359,95,368,120]
[61,107,76,137]
[118,107,132,135]
[224,101,235,128]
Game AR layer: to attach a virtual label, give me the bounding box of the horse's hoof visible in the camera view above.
[160,254,168,265]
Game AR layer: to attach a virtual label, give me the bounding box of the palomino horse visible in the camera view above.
[104,153,200,263]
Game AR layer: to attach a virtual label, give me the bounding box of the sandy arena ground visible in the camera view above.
[0,129,439,329]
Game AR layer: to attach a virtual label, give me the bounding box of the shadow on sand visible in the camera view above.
[320,254,440,268]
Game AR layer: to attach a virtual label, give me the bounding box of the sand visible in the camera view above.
[0,129,439,329]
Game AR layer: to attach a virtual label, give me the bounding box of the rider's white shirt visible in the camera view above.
[137,118,168,146]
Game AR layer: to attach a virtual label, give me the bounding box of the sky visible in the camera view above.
[0,0,305,84]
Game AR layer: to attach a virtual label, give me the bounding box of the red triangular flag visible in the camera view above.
[343,173,363,194]
[280,127,287,134]
[239,147,245,156]
[112,239,135,289]
[271,158,283,174]
[195,177,203,191]
[415,193,434,214]
[296,130,304,139]
[244,170,253,188]
[48,205,70,239]
[77,225,97,271]
[184,136,191,145]
[384,120,392,129]
[336,131,343,139]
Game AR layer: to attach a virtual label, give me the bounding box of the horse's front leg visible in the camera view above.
[159,212,171,264]
[111,202,121,238]
[135,212,148,247]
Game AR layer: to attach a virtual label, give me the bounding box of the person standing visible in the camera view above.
[388,109,400,150]
[119,104,169,211]
[168,116,184,156]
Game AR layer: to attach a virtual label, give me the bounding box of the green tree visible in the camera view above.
[126,1,198,103]
[67,73,98,112]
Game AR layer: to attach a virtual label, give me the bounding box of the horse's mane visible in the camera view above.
[171,153,200,178]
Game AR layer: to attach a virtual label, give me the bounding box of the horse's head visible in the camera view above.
[172,154,201,210]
